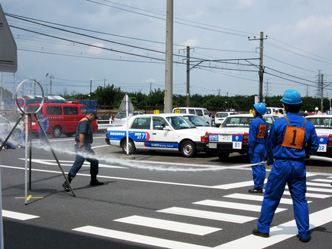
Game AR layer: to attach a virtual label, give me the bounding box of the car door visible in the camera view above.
[129,117,151,150]
[148,116,176,150]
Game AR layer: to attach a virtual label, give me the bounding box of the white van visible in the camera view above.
[172,107,213,126]
[265,107,284,115]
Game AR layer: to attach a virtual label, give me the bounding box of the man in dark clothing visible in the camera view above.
[63,109,103,191]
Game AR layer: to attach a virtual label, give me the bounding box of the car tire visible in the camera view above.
[218,152,229,161]
[121,139,136,154]
[180,140,196,158]
[52,126,62,138]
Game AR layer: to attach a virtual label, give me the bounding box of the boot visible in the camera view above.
[90,175,103,186]
[62,176,72,192]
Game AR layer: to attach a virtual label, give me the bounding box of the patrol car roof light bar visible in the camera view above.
[11,79,75,204]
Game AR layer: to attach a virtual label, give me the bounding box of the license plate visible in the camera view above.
[219,134,232,142]
[32,122,36,125]
[318,144,327,152]
[233,142,242,149]
[209,143,217,149]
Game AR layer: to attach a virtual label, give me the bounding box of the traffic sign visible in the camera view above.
[17,98,25,108]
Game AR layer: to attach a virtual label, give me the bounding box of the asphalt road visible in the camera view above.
[0,133,332,249]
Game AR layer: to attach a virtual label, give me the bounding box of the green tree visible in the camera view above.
[93,84,123,107]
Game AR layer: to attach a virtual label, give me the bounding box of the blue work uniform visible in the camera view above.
[68,116,99,178]
[39,116,49,145]
[248,116,268,190]
[0,129,16,149]
[257,112,318,240]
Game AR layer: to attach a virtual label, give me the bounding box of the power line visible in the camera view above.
[86,0,254,38]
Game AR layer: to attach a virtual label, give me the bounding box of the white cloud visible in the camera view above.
[87,42,105,55]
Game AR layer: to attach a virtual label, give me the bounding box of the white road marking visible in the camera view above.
[283,190,331,199]
[0,165,244,189]
[223,193,312,205]
[2,210,39,221]
[73,225,211,249]
[312,178,332,183]
[19,158,126,169]
[157,207,256,224]
[214,206,332,249]
[212,180,255,189]
[193,200,287,213]
[286,185,332,193]
[306,181,332,187]
[115,215,221,235]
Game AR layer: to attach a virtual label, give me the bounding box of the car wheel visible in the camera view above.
[121,139,136,154]
[52,126,62,138]
[218,152,229,161]
[180,140,196,157]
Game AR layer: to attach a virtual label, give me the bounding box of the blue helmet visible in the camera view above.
[280,89,302,105]
[253,103,266,115]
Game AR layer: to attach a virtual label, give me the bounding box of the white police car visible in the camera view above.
[305,114,332,158]
[207,114,279,161]
[105,114,212,157]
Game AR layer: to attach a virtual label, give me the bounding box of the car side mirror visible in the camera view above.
[163,125,171,131]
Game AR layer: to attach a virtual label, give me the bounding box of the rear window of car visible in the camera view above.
[307,117,332,128]
[216,113,228,118]
[131,117,151,129]
[223,117,254,127]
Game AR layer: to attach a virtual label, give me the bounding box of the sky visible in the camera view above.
[1,0,332,100]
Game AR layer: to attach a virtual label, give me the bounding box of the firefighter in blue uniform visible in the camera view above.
[38,112,49,146]
[248,103,268,193]
[63,109,103,191]
[252,89,319,242]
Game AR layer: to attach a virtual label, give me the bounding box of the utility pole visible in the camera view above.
[164,0,173,113]
[186,46,190,107]
[321,74,324,112]
[90,79,92,108]
[179,46,194,107]
[248,32,267,103]
[50,75,53,95]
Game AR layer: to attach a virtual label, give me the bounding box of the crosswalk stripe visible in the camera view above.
[307,181,332,187]
[157,207,256,224]
[283,190,331,199]
[193,200,287,213]
[214,206,332,249]
[114,215,221,235]
[311,178,332,183]
[286,186,332,193]
[73,225,211,249]
[223,193,307,205]
[212,180,254,189]
[2,210,39,221]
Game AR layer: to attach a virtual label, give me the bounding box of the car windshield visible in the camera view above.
[223,116,254,127]
[166,116,196,130]
[306,117,332,128]
[183,115,208,126]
